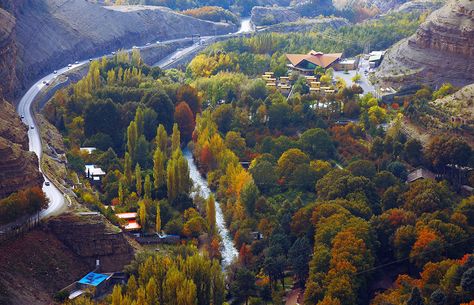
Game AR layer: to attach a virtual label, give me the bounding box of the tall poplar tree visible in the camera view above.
[155,124,168,156]
[171,123,181,153]
[153,147,166,191]
[155,202,161,234]
[207,194,216,235]
[124,152,133,187]
[144,175,152,200]
[135,163,142,197]
[127,121,138,162]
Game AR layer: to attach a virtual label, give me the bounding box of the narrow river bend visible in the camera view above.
[183,148,238,268]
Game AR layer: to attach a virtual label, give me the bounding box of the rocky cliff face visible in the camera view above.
[0,99,43,199]
[48,213,135,272]
[0,7,17,99]
[394,0,444,13]
[0,0,235,98]
[251,6,301,26]
[376,0,474,87]
[260,16,351,33]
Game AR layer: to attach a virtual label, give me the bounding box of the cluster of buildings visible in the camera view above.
[261,51,363,96]
[262,72,291,94]
[304,75,335,94]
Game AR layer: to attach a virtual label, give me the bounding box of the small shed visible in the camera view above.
[77,272,113,297]
[406,168,436,183]
[116,212,141,231]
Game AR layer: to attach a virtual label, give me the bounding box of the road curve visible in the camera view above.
[15,18,255,220]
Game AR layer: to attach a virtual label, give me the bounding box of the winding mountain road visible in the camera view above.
[15,18,254,220]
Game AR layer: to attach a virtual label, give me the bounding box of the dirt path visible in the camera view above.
[285,288,302,305]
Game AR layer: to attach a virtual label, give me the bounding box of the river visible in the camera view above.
[183,149,238,268]
[237,18,254,33]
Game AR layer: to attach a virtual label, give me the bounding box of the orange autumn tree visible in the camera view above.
[410,228,444,268]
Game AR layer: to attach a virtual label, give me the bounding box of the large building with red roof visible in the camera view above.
[286,51,343,74]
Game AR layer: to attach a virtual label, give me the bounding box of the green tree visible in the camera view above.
[249,160,277,194]
[240,181,259,216]
[347,160,376,179]
[298,128,335,160]
[404,138,423,166]
[153,147,166,192]
[144,175,152,200]
[231,268,256,305]
[171,123,181,153]
[155,124,168,155]
[156,202,161,233]
[288,237,311,287]
[277,148,310,183]
[124,152,133,187]
[135,135,150,168]
[118,181,124,205]
[134,107,144,137]
[207,194,216,235]
[127,121,138,162]
[139,200,147,230]
[135,164,142,197]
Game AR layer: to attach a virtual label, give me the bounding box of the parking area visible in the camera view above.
[333,57,376,95]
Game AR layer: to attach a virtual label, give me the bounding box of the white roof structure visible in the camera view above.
[80,147,97,155]
[85,165,106,177]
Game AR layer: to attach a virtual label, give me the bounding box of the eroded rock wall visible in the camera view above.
[49,214,135,272]
[0,100,43,199]
[376,0,474,87]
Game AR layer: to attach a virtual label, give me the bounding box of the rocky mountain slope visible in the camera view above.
[0,99,43,199]
[393,0,444,13]
[49,213,135,272]
[251,6,300,26]
[259,16,351,33]
[431,83,474,123]
[376,0,474,87]
[0,0,235,98]
[0,213,135,305]
[0,7,17,99]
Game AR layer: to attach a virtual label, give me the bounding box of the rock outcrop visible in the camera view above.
[260,16,351,33]
[0,99,43,199]
[0,228,90,305]
[251,6,301,26]
[376,0,474,87]
[0,0,236,98]
[0,7,17,99]
[48,213,135,272]
[394,0,444,13]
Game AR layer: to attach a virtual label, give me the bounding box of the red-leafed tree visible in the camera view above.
[200,144,213,172]
[239,243,253,266]
[177,85,201,117]
[174,102,195,143]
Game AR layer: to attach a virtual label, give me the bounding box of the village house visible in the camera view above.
[84,164,106,181]
[115,212,141,231]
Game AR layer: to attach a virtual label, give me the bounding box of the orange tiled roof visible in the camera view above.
[286,50,343,69]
